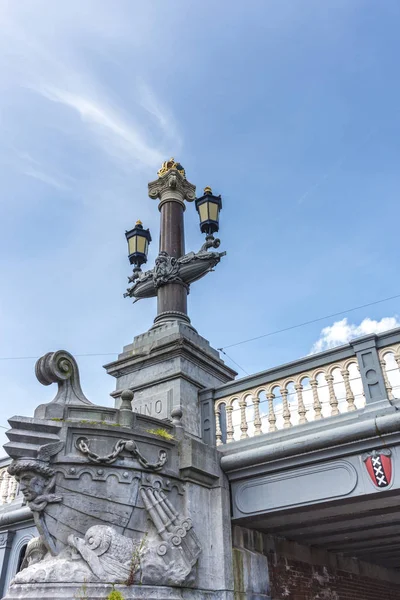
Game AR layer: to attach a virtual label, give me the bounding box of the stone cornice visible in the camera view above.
[104,336,237,383]
[110,371,210,399]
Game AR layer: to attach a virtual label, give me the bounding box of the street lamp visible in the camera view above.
[195,187,222,237]
[125,220,152,274]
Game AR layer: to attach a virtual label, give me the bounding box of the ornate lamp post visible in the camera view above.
[124,159,225,327]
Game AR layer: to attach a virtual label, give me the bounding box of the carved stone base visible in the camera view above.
[4,583,235,600]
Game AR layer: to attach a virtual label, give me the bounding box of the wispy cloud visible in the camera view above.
[137,80,182,148]
[0,3,181,176]
[33,85,165,169]
[23,166,70,191]
[310,316,400,353]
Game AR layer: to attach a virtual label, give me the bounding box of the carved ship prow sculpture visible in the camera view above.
[4,351,202,589]
[125,243,226,301]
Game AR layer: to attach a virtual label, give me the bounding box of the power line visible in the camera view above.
[0,292,399,362]
[219,349,250,376]
[218,292,400,351]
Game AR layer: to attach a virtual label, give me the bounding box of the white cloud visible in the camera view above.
[311,316,400,354]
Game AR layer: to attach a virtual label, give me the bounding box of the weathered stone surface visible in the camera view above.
[105,321,236,439]
[3,348,235,598]
[3,583,235,600]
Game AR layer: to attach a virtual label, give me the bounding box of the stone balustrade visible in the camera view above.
[0,467,18,505]
[199,328,400,446]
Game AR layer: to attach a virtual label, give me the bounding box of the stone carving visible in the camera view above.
[148,166,196,203]
[20,537,47,570]
[35,350,92,406]
[153,252,184,288]
[5,350,201,591]
[8,460,62,513]
[8,458,63,556]
[125,245,226,300]
[69,526,140,582]
[76,437,168,470]
[140,487,201,586]
[13,486,201,586]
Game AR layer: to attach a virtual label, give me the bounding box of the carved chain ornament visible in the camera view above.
[76,437,168,471]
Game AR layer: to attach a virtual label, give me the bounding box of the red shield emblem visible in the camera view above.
[363,449,392,489]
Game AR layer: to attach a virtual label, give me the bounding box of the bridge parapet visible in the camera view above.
[200,327,400,446]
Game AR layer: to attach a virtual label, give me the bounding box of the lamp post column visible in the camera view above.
[148,166,196,326]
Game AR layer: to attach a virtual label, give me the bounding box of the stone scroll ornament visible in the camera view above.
[35,349,92,406]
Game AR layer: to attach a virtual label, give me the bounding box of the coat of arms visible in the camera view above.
[363,448,393,489]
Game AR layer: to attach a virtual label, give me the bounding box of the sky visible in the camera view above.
[1,0,400,446]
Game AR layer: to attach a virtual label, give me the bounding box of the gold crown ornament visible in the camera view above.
[157,158,186,179]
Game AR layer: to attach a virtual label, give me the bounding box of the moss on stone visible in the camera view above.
[145,427,175,441]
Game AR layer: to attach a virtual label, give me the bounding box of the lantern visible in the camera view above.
[125,220,152,268]
[195,187,222,235]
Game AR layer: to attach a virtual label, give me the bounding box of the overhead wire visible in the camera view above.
[217,292,400,351]
[0,293,399,365]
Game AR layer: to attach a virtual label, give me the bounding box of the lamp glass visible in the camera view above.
[208,202,219,221]
[199,203,209,223]
[136,236,147,255]
[128,236,137,255]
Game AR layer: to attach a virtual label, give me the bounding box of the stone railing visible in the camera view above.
[0,467,18,505]
[200,328,400,446]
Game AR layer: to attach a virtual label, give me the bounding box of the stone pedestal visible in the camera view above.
[104,321,236,439]
[102,322,237,598]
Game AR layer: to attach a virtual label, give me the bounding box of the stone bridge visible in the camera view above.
[200,328,400,571]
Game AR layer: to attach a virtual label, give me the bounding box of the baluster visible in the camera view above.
[295,383,307,424]
[280,388,292,428]
[326,374,339,416]
[252,395,262,436]
[226,404,234,443]
[215,404,222,446]
[0,472,10,505]
[267,393,277,432]
[394,353,400,397]
[380,357,394,400]
[310,378,323,420]
[341,366,356,411]
[239,397,249,439]
[8,477,17,503]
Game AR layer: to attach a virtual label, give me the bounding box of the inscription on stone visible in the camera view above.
[132,389,173,420]
[134,400,163,416]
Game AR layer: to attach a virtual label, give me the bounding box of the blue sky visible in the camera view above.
[1,0,400,444]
